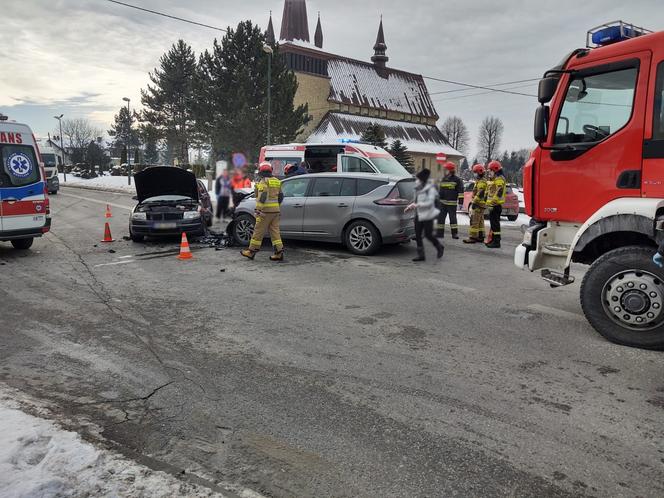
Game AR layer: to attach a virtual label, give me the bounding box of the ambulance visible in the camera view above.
[0,115,51,250]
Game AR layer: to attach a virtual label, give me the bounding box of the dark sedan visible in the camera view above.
[129,167,212,242]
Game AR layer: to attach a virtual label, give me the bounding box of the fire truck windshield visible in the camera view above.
[554,67,637,144]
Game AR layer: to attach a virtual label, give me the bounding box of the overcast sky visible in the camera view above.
[1,0,663,158]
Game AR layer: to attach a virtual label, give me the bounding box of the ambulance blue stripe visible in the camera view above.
[0,182,45,200]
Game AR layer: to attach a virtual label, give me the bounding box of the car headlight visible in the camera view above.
[183,211,201,220]
[132,212,147,221]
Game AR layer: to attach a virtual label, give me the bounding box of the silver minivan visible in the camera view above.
[229,173,416,255]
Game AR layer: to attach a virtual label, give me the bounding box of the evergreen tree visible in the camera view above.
[85,140,109,175]
[388,140,414,173]
[139,124,162,165]
[141,40,197,165]
[108,106,140,157]
[360,123,388,149]
[196,21,309,162]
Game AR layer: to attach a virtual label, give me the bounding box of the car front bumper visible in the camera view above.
[130,220,205,238]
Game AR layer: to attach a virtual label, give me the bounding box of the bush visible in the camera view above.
[192,164,206,178]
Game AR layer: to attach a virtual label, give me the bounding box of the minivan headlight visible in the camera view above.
[132,212,147,221]
[183,211,201,220]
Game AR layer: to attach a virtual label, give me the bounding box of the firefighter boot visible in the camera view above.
[270,250,284,262]
[436,224,445,239]
[463,237,479,244]
[486,235,501,249]
[451,228,459,240]
[241,249,258,260]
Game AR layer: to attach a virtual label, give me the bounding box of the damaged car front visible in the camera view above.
[129,167,211,242]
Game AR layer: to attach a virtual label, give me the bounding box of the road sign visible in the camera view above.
[436,153,447,164]
[232,153,247,169]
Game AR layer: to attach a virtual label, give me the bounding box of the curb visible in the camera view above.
[60,184,135,195]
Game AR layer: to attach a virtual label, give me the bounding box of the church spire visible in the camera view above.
[371,17,389,68]
[314,12,323,49]
[280,0,310,43]
[266,11,276,45]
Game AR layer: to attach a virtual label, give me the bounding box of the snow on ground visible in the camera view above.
[455,211,530,228]
[0,390,223,498]
[58,173,137,194]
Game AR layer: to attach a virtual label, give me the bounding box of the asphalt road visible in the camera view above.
[1,186,662,497]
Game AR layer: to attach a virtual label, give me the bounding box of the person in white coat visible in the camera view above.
[405,169,445,262]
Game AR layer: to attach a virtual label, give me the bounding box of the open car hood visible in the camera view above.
[134,167,199,203]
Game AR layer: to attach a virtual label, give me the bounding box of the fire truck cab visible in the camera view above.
[516,21,664,349]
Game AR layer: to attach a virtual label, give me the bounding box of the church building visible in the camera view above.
[266,0,464,173]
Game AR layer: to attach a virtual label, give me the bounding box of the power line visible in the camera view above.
[423,75,537,98]
[104,0,227,32]
[433,83,538,103]
[429,78,541,96]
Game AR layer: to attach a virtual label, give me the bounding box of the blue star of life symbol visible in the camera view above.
[7,152,32,178]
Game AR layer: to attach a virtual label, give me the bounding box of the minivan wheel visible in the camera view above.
[11,238,34,250]
[507,215,518,222]
[345,220,381,256]
[581,246,664,350]
[233,214,255,246]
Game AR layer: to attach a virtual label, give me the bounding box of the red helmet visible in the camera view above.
[444,161,456,172]
[258,162,273,175]
[472,164,485,175]
[284,163,294,175]
[488,160,502,172]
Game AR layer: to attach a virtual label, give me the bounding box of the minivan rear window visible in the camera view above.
[357,179,388,196]
[397,179,416,200]
[0,145,41,187]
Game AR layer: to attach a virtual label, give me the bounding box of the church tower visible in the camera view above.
[280,0,310,43]
[314,13,323,49]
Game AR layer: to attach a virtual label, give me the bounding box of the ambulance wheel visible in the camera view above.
[581,246,664,350]
[11,238,34,250]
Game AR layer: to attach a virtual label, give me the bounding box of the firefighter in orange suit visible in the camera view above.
[463,164,488,244]
[485,160,507,249]
[241,162,285,261]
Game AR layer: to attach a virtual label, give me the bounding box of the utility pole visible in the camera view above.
[54,114,66,183]
[262,44,273,145]
[123,97,132,185]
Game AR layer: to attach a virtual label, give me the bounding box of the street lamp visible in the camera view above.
[54,114,66,183]
[262,44,273,145]
[123,97,132,185]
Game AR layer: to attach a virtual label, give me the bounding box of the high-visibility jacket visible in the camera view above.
[231,175,251,190]
[255,177,283,213]
[438,174,464,206]
[471,177,488,208]
[486,173,507,206]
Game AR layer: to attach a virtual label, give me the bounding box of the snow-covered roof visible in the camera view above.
[327,59,438,119]
[307,113,463,157]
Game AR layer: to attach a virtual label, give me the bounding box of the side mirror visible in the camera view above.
[538,77,559,104]
[534,106,550,144]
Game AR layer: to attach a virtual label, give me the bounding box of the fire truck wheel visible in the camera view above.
[581,246,664,350]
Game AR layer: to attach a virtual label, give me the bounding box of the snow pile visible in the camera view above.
[58,173,137,194]
[0,401,222,497]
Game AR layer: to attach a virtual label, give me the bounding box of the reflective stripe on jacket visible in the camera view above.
[472,178,488,208]
[256,177,282,213]
[486,174,507,206]
[438,174,464,206]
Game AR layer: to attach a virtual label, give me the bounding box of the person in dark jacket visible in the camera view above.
[214,170,232,221]
[436,161,464,239]
[405,169,445,262]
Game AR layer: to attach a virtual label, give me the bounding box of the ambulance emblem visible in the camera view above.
[7,152,33,179]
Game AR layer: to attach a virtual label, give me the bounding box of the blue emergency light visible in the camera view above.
[587,21,651,48]
[339,138,359,144]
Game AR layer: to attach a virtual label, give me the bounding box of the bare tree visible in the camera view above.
[440,116,469,155]
[477,116,504,163]
[59,118,103,163]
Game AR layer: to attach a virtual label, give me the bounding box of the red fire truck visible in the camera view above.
[515,21,664,349]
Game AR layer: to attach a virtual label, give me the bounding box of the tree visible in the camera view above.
[196,21,309,162]
[138,124,162,165]
[389,140,414,173]
[477,116,504,163]
[141,39,198,166]
[59,118,103,164]
[108,106,141,157]
[360,123,388,149]
[440,116,469,155]
[85,140,110,174]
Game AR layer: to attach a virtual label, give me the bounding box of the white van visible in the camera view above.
[0,117,51,249]
[37,142,61,194]
[259,142,412,178]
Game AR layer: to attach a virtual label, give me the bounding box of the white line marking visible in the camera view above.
[528,304,585,322]
[93,260,135,268]
[118,255,133,259]
[59,192,132,211]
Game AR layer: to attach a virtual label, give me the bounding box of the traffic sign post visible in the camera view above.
[436,153,447,164]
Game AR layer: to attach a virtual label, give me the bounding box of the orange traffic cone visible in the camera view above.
[177,232,193,260]
[105,204,113,218]
[101,222,115,243]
